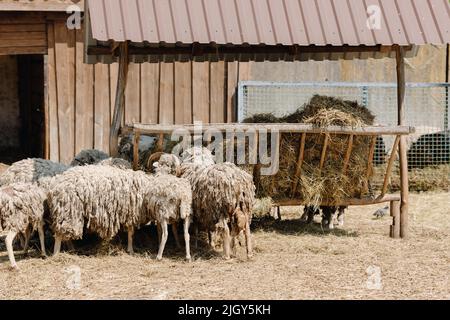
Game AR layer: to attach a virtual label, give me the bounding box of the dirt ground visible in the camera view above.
[0,192,449,300]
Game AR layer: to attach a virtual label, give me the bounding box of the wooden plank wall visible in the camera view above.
[47,21,248,163]
[0,13,47,55]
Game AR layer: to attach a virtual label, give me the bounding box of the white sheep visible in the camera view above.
[97,157,132,170]
[144,167,193,261]
[0,158,69,189]
[48,165,151,255]
[158,150,255,259]
[0,183,47,269]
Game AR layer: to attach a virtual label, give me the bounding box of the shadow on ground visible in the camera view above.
[252,217,359,237]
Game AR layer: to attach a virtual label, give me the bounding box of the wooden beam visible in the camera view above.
[274,194,401,207]
[390,200,400,238]
[366,135,378,178]
[395,45,409,239]
[342,134,354,174]
[109,42,129,157]
[291,133,307,197]
[133,131,140,170]
[319,135,329,171]
[124,123,414,135]
[381,135,401,195]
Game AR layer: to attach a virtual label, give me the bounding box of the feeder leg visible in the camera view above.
[277,206,281,220]
[390,200,400,239]
[399,136,409,238]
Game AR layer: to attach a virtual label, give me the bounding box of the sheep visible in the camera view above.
[0,158,69,190]
[0,183,47,269]
[164,148,255,260]
[70,149,109,166]
[97,157,132,170]
[302,205,346,229]
[144,168,193,261]
[151,150,255,259]
[47,165,152,255]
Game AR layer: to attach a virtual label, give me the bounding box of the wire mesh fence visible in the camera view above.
[238,81,450,192]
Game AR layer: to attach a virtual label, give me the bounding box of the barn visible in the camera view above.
[0,0,448,165]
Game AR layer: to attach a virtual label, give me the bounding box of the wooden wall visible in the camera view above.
[46,21,250,164]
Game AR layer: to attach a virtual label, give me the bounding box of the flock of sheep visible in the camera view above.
[0,146,255,269]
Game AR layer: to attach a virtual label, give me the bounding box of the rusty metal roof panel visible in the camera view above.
[87,0,450,46]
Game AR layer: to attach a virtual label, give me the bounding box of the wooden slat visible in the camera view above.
[226,61,239,123]
[46,22,59,161]
[0,32,45,40]
[159,62,174,124]
[54,22,74,164]
[133,131,140,170]
[0,38,46,47]
[94,63,110,153]
[381,135,401,195]
[366,135,378,177]
[275,194,401,207]
[319,134,329,171]
[291,133,307,197]
[75,28,94,153]
[141,62,159,124]
[174,61,192,124]
[0,46,47,55]
[126,123,415,135]
[0,1,85,12]
[192,61,210,123]
[125,63,141,124]
[210,61,225,123]
[109,63,119,124]
[0,24,46,32]
[342,134,354,174]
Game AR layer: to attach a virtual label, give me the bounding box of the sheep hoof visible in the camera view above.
[185,256,192,262]
[328,224,334,230]
[41,253,48,259]
[10,265,19,271]
[156,256,163,261]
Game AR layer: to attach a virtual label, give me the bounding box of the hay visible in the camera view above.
[252,197,274,219]
[243,95,375,207]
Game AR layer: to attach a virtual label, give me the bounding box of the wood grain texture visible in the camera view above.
[125,63,141,125]
[210,61,226,123]
[141,62,159,124]
[159,62,174,124]
[174,61,192,124]
[192,61,210,123]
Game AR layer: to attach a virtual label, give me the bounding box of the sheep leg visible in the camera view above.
[127,226,134,254]
[156,222,162,245]
[172,223,182,249]
[208,231,216,248]
[222,223,231,260]
[194,224,199,249]
[245,221,253,259]
[37,221,47,257]
[337,206,345,227]
[183,219,191,262]
[156,220,168,261]
[6,231,18,270]
[22,226,32,255]
[53,235,62,255]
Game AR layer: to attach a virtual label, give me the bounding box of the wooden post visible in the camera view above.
[390,200,400,238]
[291,133,307,197]
[395,45,409,239]
[133,131,140,170]
[381,135,401,195]
[342,134,354,174]
[109,42,129,157]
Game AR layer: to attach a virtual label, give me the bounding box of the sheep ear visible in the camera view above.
[175,166,181,177]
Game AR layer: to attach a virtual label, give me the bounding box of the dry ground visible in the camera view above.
[0,192,449,300]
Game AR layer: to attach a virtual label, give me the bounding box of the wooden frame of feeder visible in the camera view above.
[121,122,414,239]
[107,40,412,239]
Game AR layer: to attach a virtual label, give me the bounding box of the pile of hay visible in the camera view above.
[243,95,376,207]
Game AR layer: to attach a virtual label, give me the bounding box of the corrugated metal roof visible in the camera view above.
[87,0,450,46]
